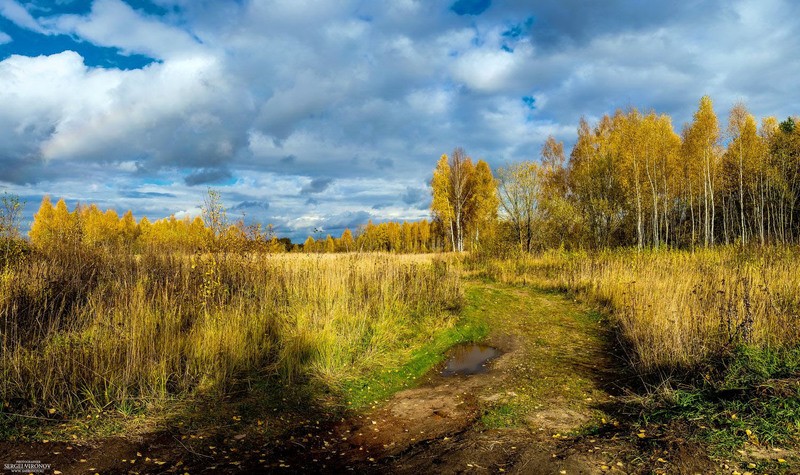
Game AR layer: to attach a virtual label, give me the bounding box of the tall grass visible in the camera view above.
[1,250,461,414]
[475,248,800,375]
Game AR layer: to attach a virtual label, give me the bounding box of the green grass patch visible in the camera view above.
[721,346,800,388]
[651,346,800,455]
[341,286,490,409]
[481,402,524,429]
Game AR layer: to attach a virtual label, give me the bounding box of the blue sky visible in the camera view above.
[1,0,799,241]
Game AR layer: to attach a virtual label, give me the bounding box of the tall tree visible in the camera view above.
[684,96,720,247]
[467,160,499,249]
[497,162,541,252]
[202,188,227,248]
[303,236,316,253]
[29,196,55,249]
[0,192,24,263]
[539,136,576,248]
[724,103,763,244]
[339,228,355,252]
[430,148,497,252]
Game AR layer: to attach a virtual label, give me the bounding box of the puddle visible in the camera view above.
[441,344,500,376]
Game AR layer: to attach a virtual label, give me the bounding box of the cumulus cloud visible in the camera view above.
[1,0,799,241]
[230,200,270,211]
[49,0,202,60]
[300,177,334,195]
[321,210,372,232]
[184,168,232,186]
[120,190,176,199]
[402,186,431,209]
[0,0,47,33]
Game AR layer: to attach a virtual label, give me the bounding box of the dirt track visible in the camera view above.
[1,282,718,474]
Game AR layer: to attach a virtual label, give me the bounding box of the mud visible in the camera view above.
[440,344,501,376]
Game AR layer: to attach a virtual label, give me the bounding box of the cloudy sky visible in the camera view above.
[1,0,798,241]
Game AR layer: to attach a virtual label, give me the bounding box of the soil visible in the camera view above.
[0,282,733,474]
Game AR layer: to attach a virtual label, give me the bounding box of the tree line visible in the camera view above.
[432,96,800,253]
[302,220,441,253]
[21,195,442,255]
[26,195,289,254]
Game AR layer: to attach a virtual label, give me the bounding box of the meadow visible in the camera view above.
[4,243,799,417]
[473,247,800,381]
[0,248,462,417]
[2,241,799,472]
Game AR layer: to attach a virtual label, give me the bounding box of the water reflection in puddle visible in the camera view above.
[441,344,500,376]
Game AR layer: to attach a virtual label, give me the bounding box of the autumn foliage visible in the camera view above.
[493,97,800,251]
[27,196,288,255]
[301,220,438,253]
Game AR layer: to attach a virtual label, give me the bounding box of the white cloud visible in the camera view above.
[2,0,800,240]
[406,88,453,116]
[49,0,202,60]
[0,30,10,44]
[452,47,519,93]
[0,0,46,34]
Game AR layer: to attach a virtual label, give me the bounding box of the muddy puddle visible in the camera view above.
[441,344,500,376]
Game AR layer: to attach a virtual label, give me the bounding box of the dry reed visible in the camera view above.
[477,248,800,373]
[0,250,461,413]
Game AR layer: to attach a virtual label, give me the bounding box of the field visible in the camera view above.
[475,247,800,374]
[1,250,462,419]
[1,247,799,473]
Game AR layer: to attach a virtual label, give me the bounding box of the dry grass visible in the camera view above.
[475,248,800,373]
[0,250,461,414]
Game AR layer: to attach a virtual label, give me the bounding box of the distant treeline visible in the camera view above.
[26,195,290,254]
[21,195,444,255]
[302,220,443,253]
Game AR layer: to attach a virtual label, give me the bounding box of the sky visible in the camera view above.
[1,0,799,241]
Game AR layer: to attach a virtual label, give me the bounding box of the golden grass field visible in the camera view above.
[4,245,800,430]
[1,251,461,414]
[475,247,800,374]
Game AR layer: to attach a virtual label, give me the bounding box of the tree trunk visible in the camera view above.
[634,156,643,250]
[739,141,746,245]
